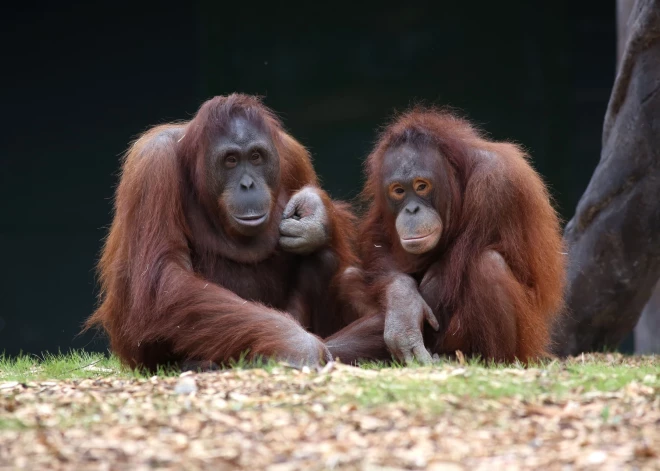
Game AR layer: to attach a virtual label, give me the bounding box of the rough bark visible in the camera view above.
[627,1,660,356]
[617,0,637,67]
[552,0,660,356]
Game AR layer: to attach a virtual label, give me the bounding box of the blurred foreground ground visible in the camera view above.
[0,353,658,470]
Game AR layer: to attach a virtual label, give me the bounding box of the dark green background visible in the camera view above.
[0,1,617,356]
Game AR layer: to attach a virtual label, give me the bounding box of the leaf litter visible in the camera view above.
[0,353,658,470]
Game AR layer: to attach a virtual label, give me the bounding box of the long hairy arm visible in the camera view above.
[86,125,328,370]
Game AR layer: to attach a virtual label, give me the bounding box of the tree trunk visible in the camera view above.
[635,282,660,353]
[552,0,660,356]
[626,1,660,356]
[617,0,637,67]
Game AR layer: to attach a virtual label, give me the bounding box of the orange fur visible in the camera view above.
[360,108,566,363]
[84,94,384,371]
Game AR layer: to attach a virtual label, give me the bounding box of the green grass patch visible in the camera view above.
[0,350,296,382]
[330,356,660,410]
[0,351,128,382]
[0,418,28,431]
[0,351,658,409]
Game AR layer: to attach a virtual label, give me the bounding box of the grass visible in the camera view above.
[0,351,126,382]
[1,351,658,408]
[0,350,298,382]
[332,358,660,411]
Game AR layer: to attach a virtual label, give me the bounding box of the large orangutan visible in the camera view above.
[359,108,566,364]
[85,94,388,371]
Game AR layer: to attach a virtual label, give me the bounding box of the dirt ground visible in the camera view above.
[0,355,658,470]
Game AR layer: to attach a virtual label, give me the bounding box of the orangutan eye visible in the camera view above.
[389,184,406,200]
[225,155,238,168]
[250,152,262,163]
[414,179,432,195]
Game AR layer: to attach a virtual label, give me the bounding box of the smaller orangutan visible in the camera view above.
[359,108,566,364]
